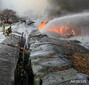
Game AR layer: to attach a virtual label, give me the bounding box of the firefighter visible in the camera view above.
[18,68,27,85]
[23,45,30,70]
[27,57,34,85]
[28,58,31,69]
[8,26,12,33]
[87,76,89,81]
[6,26,12,36]
[15,62,27,85]
[23,46,34,85]
[6,27,8,36]
[2,20,5,35]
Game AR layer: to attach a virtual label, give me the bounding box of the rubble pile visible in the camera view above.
[0,26,89,85]
[29,30,89,85]
[0,34,20,85]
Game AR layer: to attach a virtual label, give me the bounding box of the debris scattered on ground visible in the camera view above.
[46,54,56,59]
[70,53,89,75]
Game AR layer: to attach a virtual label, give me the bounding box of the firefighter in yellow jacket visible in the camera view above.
[2,20,5,35]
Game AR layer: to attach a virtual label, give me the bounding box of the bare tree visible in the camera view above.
[0,9,19,23]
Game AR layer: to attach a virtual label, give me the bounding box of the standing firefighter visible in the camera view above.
[2,20,5,35]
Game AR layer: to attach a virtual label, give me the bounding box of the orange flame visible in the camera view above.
[71,29,75,36]
[38,20,76,38]
[39,20,47,30]
[49,26,76,37]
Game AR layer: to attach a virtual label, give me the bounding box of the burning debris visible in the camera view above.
[39,20,76,38]
[48,25,75,38]
[39,13,89,39]
[38,20,47,30]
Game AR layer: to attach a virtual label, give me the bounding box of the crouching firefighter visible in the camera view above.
[6,26,12,36]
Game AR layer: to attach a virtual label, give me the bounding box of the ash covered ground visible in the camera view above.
[0,18,89,85]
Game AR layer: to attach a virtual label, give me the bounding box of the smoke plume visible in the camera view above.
[46,0,89,17]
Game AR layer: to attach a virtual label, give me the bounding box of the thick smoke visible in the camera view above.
[0,0,15,11]
[46,0,89,17]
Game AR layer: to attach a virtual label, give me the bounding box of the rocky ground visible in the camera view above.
[29,30,89,85]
